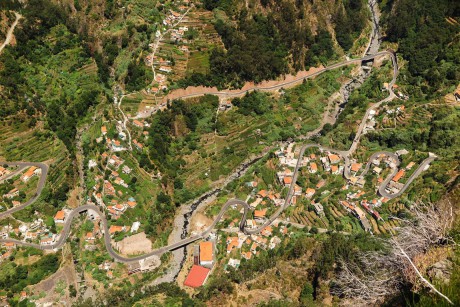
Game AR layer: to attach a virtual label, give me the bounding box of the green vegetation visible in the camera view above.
[381,0,460,96]
[0,254,60,295]
[334,0,368,51]
[0,0,105,153]
[178,0,362,89]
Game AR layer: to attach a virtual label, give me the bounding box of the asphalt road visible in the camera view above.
[0,48,433,263]
[0,162,48,218]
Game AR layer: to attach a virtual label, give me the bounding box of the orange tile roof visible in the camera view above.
[54,210,65,220]
[351,163,362,172]
[310,162,318,171]
[133,120,143,127]
[306,188,316,195]
[331,165,338,172]
[392,169,405,182]
[23,166,38,178]
[283,177,292,185]
[109,225,124,234]
[200,241,213,262]
[254,209,267,218]
[328,154,341,163]
[258,190,268,198]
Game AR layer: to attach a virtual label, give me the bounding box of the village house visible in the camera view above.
[331,165,340,175]
[54,210,66,224]
[40,234,56,246]
[316,180,326,189]
[226,258,240,269]
[127,197,137,208]
[101,126,107,135]
[392,169,405,182]
[406,162,415,170]
[294,184,302,196]
[111,139,123,151]
[254,208,267,220]
[269,236,281,249]
[122,165,132,174]
[305,188,316,198]
[132,119,144,128]
[3,188,19,199]
[373,166,382,174]
[313,203,324,216]
[109,225,126,235]
[328,154,341,164]
[131,221,141,233]
[21,166,41,182]
[309,162,318,174]
[226,237,239,254]
[0,166,10,178]
[242,251,252,260]
[159,66,172,73]
[350,163,362,174]
[199,241,214,268]
[133,139,144,150]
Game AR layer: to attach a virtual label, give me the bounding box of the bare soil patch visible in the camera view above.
[113,231,153,255]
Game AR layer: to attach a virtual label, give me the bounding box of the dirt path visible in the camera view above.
[0,12,22,55]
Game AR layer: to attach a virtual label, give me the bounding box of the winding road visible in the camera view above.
[0,5,435,266]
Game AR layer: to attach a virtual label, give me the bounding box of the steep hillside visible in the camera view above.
[179,0,370,88]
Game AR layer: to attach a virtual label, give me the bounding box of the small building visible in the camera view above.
[331,165,340,175]
[21,166,41,182]
[199,241,214,268]
[392,169,405,182]
[101,126,107,135]
[132,120,144,128]
[227,258,240,269]
[406,162,415,170]
[328,154,341,164]
[350,163,362,174]
[184,265,211,288]
[313,203,324,216]
[54,210,66,224]
[159,66,172,73]
[309,162,318,174]
[305,188,315,198]
[254,208,267,220]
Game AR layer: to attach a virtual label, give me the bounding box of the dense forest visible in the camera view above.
[179,0,367,89]
[381,0,460,96]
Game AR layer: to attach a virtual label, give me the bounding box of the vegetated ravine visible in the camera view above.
[163,0,383,283]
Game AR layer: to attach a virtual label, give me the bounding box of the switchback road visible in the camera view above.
[0,47,434,264]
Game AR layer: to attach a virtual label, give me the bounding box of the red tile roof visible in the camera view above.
[184,265,210,288]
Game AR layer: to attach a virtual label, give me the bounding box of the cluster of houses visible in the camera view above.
[224,221,288,261]
[100,125,126,152]
[1,166,43,209]
[385,160,416,194]
[0,217,58,249]
[130,119,150,151]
